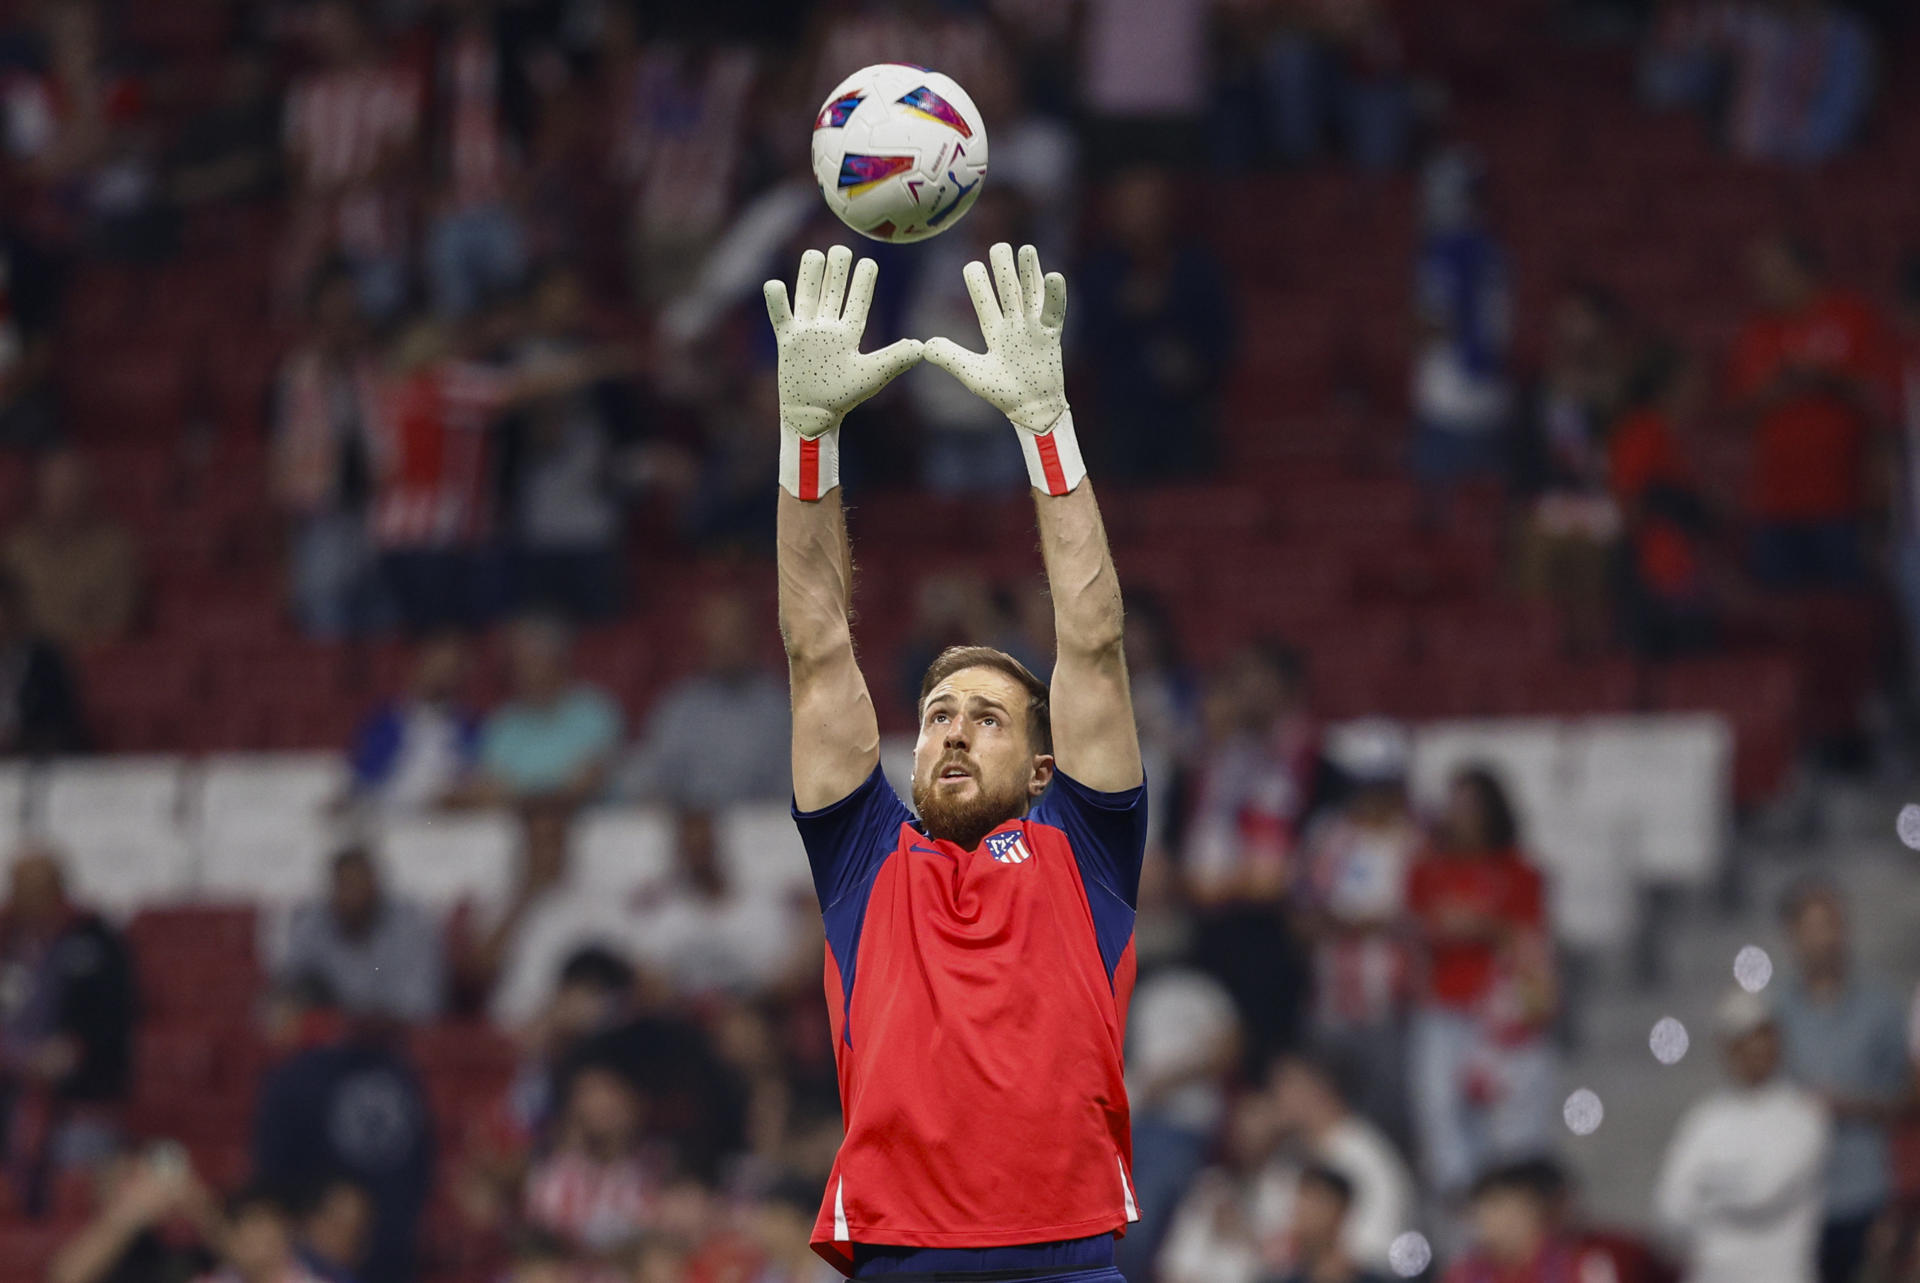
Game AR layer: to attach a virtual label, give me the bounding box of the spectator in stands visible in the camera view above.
[366,314,633,635]
[1268,1051,1419,1274]
[1655,988,1830,1283]
[48,1140,220,1283]
[0,568,87,754]
[1,0,155,258]
[1185,640,1342,1069]
[272,262,379,639]
[501,263,640,622]
[1406,766,1557,1199]
[1253,0,1412,172]
[198,1186,321,1283]
[1118,965,1240,1282]
[1611,347,1717,658]
[279,846,444,1022]
[293,1177,374,1283]
[1274,1165,1394,1283]
[603,12,759,305]
[1076,166,1235,481]
[0,846,134,1193]
[904,187,1035,493]
[629,810,804,998]
[167,42,283,211]
[1511,285,1634,654]
[4,448,140,647]
[346,633,479,810]
[464,806,629,1029]
[281,0,423,317]
[1157,1089,1297,1283]
[1296,719,1419,1141]
[253,977,434,1283]
[0,218,62,449]
[520,1055,669,1261]
[462,615,621,808]
[1411,148,1514,498]
[1730,231,1894,591]
[1774,877,1913,1283]
[1641,0,1875,166]
[1447,1159,1642,1283]
[422,0,529,320]
[618,590,787,808]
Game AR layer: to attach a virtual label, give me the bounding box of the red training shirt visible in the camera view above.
[793,765,1148,1275]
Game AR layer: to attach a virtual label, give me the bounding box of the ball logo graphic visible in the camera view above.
[812,64,989,243]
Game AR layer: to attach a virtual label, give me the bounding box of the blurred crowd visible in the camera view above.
[0,0,1912,1282]
[0,613,1913,1283]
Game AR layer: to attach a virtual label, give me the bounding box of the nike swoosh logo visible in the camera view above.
[926,171,978,227]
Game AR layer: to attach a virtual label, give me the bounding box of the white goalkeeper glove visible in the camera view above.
[764,245,923,500]
[922,241,1086,495]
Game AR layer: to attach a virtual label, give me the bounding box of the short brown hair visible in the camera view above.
[917,646,1051,757]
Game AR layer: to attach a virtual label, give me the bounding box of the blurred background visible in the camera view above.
[0,0,1915,1281]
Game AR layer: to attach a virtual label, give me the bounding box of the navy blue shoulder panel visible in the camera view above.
[1030,769,1147,986]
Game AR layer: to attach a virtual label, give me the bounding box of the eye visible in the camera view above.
[981,715,999,727]
[931,711,949,724]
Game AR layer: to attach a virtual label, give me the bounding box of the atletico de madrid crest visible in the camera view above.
[985,831,1034,864]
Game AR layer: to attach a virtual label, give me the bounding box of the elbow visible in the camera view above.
[1057,620,1125,664]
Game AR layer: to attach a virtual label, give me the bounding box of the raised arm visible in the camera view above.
[925,243,1142,791]
[764,247,923,809]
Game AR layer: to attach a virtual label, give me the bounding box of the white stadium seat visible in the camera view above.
[31,757,193,912]
[196,753,352,903]
[573,808,674,898]
[718,803,813,903]
[376,811,517,909]
[1575,715,1730,887]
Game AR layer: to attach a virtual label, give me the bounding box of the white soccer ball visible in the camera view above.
[811,64,988,244]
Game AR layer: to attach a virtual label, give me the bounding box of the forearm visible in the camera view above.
[1034,481,1125,659]
[779,489,879,807]
[778,489,855,668]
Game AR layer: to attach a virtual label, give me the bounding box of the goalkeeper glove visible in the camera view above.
[922,241,1085,495]
[763,245,923,500]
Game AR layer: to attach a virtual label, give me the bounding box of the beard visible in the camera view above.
[913,753,1031,851]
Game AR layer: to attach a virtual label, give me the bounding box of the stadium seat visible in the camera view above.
[718,803,814,903]
[376,812,518,909]
[573,809,675,898]
[28,757,194,912]
[195,752,350,901]
[1576,715,1732,887]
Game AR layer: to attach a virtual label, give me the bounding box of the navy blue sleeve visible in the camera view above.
[1031,768,1149,909]
[792,762,914,910]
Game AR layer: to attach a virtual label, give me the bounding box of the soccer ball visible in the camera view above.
[811,64,988,244]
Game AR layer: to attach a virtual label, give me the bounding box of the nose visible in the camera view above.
[943,722,969,750]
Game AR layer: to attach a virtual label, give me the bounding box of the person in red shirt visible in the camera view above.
[774,241,1143,1280]
[1729,232,1896,590]
[1445,1159,1676,1283]
[1407,768,1556,1199]
[1610,348,1715,658]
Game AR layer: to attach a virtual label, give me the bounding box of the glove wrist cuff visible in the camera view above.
[1016,407,1086,496]
[779,425,841,501]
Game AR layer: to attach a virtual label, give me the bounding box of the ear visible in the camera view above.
[1027,753,1055,798]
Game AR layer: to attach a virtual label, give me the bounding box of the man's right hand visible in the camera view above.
[764,246,922,499]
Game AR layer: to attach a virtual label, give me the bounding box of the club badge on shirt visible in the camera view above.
[986,831,1035,864]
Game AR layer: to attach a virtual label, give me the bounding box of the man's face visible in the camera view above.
[413,638,467,703]
[227,1206,291,1279]
[329,858,378,935]
[508,623,569,700]
[1291,1181,1348,1258]
[1726,1024,1781,1087]
[8,855,64,931]
[697,595,757,679]
[1471,1188,1548,1266]
[567,1067,643,1160]
[912,666,1050,850]
[1789,896,1847,975]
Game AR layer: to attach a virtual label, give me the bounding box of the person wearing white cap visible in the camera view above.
[1653,989,1832,1283]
